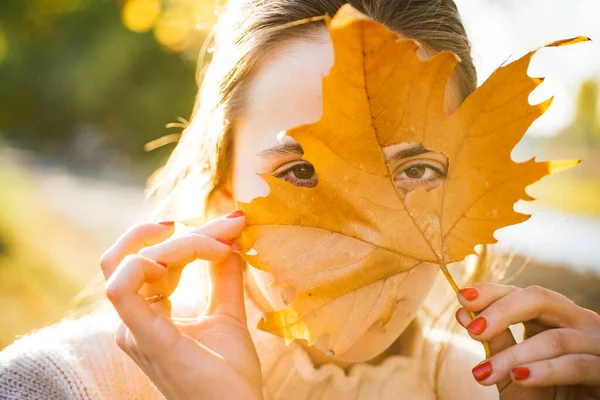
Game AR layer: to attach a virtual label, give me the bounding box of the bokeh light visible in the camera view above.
[120,0,222,53]
[121,0,161,33]
[153,8,196,51]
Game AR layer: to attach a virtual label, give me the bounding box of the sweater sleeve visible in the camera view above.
[0,315,165,400]
[0,336,95,400]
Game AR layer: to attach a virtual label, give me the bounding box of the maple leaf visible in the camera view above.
[237,5,588,354]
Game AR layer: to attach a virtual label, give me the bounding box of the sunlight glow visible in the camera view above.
[122,0,160,33]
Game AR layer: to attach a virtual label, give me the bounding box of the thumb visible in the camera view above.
[205,251,247,323]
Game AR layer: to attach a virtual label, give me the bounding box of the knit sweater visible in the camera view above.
[0,298,498,400]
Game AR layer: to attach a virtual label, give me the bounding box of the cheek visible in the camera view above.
[231,133,271,204]
[390,263,439,319]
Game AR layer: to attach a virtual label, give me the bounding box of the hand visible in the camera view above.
[100,212,263,400]
[455,283,600,399]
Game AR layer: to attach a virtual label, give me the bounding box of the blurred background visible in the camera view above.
[0,0,599,349]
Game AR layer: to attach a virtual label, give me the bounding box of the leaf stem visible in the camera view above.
[439,263,491,358]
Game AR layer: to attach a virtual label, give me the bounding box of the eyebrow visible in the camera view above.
[258,141,304,158]
[258,141,429,161]
[387,143,429,163]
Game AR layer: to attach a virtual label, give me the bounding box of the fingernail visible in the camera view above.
[472,361,492,381]
[225,210,244,219]
[467,316,487,335]
[158,221,174,226]
[459,287,479,301]
[157,261,168,268]
[512,367,530,381]
[215,238,233,246]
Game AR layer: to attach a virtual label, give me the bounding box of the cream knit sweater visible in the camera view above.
[0,297,498,400]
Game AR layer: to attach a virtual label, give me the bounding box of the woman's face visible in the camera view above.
[231,27,462,362]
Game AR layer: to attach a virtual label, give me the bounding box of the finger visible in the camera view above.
[523,320,552,339]
[105,254,179,348]
[457,283,519,312]
[510,354,600,387]
[115,323,152,367]
[100,222,175,279]
[149,298,172,317]
[140,214,245,297]
[115,322,138,358]
[189,211,246,241]
[204,251,247,323]
[473,328,600,386]
[138,234,232,267]
[456,307,516,355]
[456,283,519,358]
[457,307,516,390]
[461,285,596,343]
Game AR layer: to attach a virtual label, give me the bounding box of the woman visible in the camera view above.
[1,0,599,399]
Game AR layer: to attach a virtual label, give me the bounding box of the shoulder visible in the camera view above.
[0,312,164,400]
[425,328,498,399]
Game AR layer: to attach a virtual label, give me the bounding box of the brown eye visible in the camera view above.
[275,162,318,188]
[292,164,314,179]
[394,162,446,194]
[404,165,426,179]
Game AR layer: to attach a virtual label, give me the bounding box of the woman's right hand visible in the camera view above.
[100,211,263,400]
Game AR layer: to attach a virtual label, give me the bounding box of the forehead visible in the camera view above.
[234,27,462,154]
[237,28,334,148]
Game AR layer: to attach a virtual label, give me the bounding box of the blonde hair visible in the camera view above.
[147,0,477,221]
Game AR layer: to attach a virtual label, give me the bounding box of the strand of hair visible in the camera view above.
[261,15,327,35]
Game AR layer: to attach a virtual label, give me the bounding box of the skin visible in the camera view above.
[102,29,600,400]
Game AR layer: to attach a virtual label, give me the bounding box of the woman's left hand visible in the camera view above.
[455,283,600,399]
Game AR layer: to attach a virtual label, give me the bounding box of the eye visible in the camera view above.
[394,161,446,194]
[274,161,318,188]
[399,164,438,180]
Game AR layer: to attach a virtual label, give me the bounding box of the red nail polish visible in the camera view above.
[158,221,174,226]
[225,210,244,219]
[215,238,233,246]
[472,361,492,381]
[467,316,487,335]
[459,287,479,301]
[512,367,530,381]
[157,261,168,268]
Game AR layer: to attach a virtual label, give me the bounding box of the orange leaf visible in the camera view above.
[238,4,588,354]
